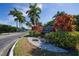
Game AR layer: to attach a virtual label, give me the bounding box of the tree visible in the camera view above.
[18,15,25,29]
[74,15,79,31]
[26,3,42,32]
[0,24,18,33]
[53,12,76,32]
[9,8,25,31]
[53,11,65,18]
[44,20,55,29]
[26,3,41,26]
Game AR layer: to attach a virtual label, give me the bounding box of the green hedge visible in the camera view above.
[44,31,79,51]
[29,31,41,37]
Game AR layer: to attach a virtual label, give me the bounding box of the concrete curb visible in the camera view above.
[0,40,16,56]
[9,38,21,56]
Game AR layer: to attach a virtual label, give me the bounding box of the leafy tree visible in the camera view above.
[53,12,76,32]
[44,20,55,29]
[53,11,66,18]
[74,15,79,31]
[0,24,18,33]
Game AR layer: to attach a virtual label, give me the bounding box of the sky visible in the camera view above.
[0,3,79,28]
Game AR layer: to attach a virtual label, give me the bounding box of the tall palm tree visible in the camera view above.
[9,8,25,31]
[18,15,25,28]
[26,3,41,26]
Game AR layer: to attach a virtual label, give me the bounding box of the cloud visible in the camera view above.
[0,18,15,26]
[13,4,29,17]
[55,3,66,6]
[55,3,74,8]
[0,15,16,26]
[8,15,16,21]
[37,3,43,10]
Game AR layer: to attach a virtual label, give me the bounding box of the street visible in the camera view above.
[0,32,25,55]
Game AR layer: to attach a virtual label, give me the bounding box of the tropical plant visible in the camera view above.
[26,3,42,32]
[44,32,79,52]
[26,3,41,26]
[53,12,76,32]
[29,30,41,37]
[9,8,25,31]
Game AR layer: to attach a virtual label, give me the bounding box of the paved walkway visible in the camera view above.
[27,37,68,52]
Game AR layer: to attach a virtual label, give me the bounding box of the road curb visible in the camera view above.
[0,39,16,56]
[9,38,21,56]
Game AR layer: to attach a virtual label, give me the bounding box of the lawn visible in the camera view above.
[13,37,76,56]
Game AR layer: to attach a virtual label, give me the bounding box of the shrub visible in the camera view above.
[44,31,79,51]
[29,30,41,37]
[53,12,76,32]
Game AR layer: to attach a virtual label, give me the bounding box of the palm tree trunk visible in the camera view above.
[16,21,19,32]
[19,22,22,31]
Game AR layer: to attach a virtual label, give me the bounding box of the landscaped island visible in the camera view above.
[0,3,79,56]
[11,3,79,56]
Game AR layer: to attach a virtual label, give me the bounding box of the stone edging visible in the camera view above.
[9,38,21,56]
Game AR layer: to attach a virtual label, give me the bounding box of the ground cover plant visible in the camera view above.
[44,31,79,55]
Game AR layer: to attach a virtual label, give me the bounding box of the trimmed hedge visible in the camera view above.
[44,31,79,51]
[29,31,41,37]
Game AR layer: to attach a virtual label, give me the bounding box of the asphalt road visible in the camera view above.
[0,32,25,56]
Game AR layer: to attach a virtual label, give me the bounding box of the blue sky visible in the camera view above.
[0,3,79,28]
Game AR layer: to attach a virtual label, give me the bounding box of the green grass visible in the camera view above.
[13,37,77,56]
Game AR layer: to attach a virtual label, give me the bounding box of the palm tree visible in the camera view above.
[18,15,25,29]
[26,3,41,27]
[9,8,25,31]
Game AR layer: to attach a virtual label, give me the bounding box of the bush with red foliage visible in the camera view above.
[53,14,76,32]
[32,24,43,32]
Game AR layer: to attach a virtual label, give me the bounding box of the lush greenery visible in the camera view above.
[0,24,18,33]
[29,30,41,37]
[44,32,79,52]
